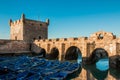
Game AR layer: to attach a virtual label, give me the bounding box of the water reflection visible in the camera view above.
[0,54,120,80]
[96,58,109,71]
[83,64,108,80]
[75,56,120,80]
[89,48,108,64]
[109,68,120,79]
[77,51,82,65]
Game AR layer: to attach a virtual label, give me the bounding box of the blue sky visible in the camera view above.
[0,0,120,39]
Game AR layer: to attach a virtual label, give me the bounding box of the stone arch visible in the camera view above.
[65,46,82,60]
[89,48,109,64]
[39,48,46,57]
[47,47,59,60]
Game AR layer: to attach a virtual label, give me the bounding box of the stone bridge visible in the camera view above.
[32,31,120,60]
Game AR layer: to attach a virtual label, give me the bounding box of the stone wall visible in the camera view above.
[32,37,88,60]
[32,31,120,60]
[88,31,117,56]
[23,19,48,42]
[0,39,12,45]
[31,42,41,54]
[116,43,120,55]
[9,14,49,42]
[9,19,23,40]
[0,40,30,53]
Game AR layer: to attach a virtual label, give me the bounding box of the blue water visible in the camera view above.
[0,56,120,80]
[75,55,120,80]
[96,58,109,71]
[82,58,120,80]
[77,53,82,65]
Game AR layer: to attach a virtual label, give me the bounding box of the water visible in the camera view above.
[74,57,120,80]
[96,58,109,71]
[75,66,120,80]
[77,53,82,65]
[0,56,120,80]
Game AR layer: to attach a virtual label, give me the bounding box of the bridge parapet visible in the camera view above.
[34,37,89,44]
[32,31,120,60]
[89,31,116,41]
[78,37,88,42]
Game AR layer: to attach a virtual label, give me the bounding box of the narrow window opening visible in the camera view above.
[40,24,42,26]
[33,38,36,40]
[98,34,103,39]
[39,36,41,39]
[15,36,17,40]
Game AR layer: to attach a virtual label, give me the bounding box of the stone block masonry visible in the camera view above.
[0,40,30,54]
[32,31,120,60]
[9,14,49,42]
[1,14,120,60]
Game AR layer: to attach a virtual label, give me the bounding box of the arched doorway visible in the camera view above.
[89,48,109,64]
[39,48,46,58]
[65,46,82,63]
[47,47,59,60]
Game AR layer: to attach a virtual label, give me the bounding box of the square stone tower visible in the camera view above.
[9,14,49,42]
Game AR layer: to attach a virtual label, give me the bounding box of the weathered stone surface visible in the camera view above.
[9,14,49,42]
[0,40,30,53]
[1,14,120,61]
[32,31,120,60]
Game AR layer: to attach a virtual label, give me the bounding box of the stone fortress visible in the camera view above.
[0,14,120,60]
[9,14,49,42]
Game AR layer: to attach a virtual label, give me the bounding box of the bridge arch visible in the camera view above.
[38,48,46,57]
[47,47,59,60]
[65,46,82,60]
[89,48,109,63]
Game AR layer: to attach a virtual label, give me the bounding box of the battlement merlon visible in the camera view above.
[46,19,49,25]
[9,14,49,26]
[9,19,12,26]
[9,13,25,26]
[21,13,25,21]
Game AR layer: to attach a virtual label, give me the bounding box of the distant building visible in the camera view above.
[9,14,49,42]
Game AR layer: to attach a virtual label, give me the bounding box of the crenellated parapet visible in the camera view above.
[9,14,25,27]
[34,37,88,43]
[9,19,24,26]
[9,14,49,41]
[32,31,120,60]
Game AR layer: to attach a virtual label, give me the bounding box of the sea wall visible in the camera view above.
[0,40,30,54]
